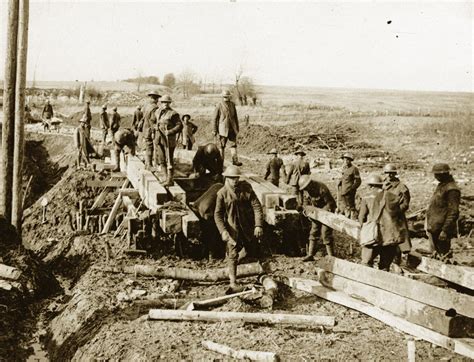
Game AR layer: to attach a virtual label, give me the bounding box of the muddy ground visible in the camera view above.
[1,97,473,360]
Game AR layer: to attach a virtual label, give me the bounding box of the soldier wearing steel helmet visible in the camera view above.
[298,174,336,261]
[337,152,361,219]
[426,163,460,259]
[140,91,162,169]
[112,128,136,172]
[383,163,411,271]
[214,165,264,291]
[264,148,287,187]
[191,143,223,180]
[358,174,399,271]
[154,95,182,186]
[286,150,311,205]
[213,90,242,166]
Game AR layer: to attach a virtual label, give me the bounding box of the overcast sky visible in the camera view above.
[0,0,472,92]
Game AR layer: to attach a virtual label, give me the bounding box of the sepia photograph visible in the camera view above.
[0,0,472,360]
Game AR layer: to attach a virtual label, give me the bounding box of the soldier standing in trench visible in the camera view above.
[191,143,223,181]
[298,175,337,261]
[213,90,242,166]
[110,107,121,138]
[99,105,109,144]
[286,150,310,206]
[214,165,264,291]
[140,91,161,170]
[112,128,136,172]
[425,163,461,260]
[337,153,361,219]
[264,148,287,187]
[41,99,53,132]
[132,105,143,140]
[383,163,411,272]
[83,100,92,138]
[154,95,182,186]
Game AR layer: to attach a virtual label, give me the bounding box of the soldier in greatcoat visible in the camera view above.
[264,148,286,187]
[286,150,311,205]
[178,114,198,150]
[213,90,242,166]
[426,163,461,260]
[140,91,161,169]
[214,166,264,291]
[99,105,109,144]
[337,153,361,219]
[154,95,182,186]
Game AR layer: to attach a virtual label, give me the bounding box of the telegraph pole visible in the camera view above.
[12,0,30,231]
[1,0,19,222]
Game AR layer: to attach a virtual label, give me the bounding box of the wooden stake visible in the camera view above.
[1,0,19,222]
[11,0,29,231]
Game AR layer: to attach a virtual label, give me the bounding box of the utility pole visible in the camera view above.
[1,0,20,222]
[12,0,30,231]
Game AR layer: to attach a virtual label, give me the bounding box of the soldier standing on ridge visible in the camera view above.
[337,153,361,219]
[298,175,337,261]
[178,114,198,150]
[213,90,242,166]
[154,95,182,186]
[383,163,411,272]
[140,91,161,169]
[41,99,53,132]
[110,107,121,138]
[286,150,311,205]
[264,148,286,187]
[99,105,109,144]
[83,100,92,138]
[426,163,461,260]
[214,165,264,291]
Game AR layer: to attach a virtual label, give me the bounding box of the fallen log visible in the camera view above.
[407,254,474,290]
[304,206,359,239]
[280,277,474,359]
[103,262,267,282]
[259,275,278,309]
[319,256,474,318]
[316,268,474,337]
[184,288,258,311]
[148,309,335,326]
[202,340,278,362]
[0,263,22,280]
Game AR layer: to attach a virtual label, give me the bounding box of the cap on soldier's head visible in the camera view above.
[182,114,191,121]
[222,90,231,98]
[432,163,450,174]
[79,116,87,123]
[341,152,354,160]
[86,100,91,104]
[268,148,278,154]
[295,149,306,156]
[161,95,172,103]
[113,106,117,111]
[137,105,141,110]
[204,143,218,155]
[148,91,161,98]
[222,165,241,178]
[102,104,107,109]
[298,175,311,190]
[367,174,384,186]
[383,163,398,173]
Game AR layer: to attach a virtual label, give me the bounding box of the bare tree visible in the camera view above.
[175,70,200,98]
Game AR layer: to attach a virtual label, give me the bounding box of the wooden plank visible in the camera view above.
[279,194,297,210]
[265,208,300,226]
[304,206,360,239]
[182,210,200,239]
[85,180,125,188]
[101,180,129,234]
[0,263,22,280]
[281,277,474,359]
[173,149,196,164]
[316,268,474,337]
[319,257,474,319]
[244,177,280,208]
[407,254,474,290]
[248,174,286,193]
[202,340,278,362]
[167,184,186,204]
[122,196,138,216]
[160,210,183,234]
[119,188,140,198]
[90,187,109,211]
[148,309,335,326]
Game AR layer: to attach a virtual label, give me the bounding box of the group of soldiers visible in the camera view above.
[68,91,461,290]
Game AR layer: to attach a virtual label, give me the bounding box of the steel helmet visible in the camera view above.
[182,114,191,121]
[161,95,172,103]
[298,175,312,190]
[113,107,118,111]
[268,148,278,154]
[222,165,241,178]
[204,143,219,155]
[367,174,384,186]
[102,104,107,109]
[137,105,141,110]
[432,163,450,174]
[222,90,231,98]
[341,152,354,160]
[383,163,398,173]
[148,91,161,98]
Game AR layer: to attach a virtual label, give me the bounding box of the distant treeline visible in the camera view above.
[123,76,161,85]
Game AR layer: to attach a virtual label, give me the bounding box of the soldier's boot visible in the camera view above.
[219,146,226,162]
[230,148,242,166]
[325,242,334,257]
[145,151,153,170]
[228,259,243,292]
[302,238,316,262]
[163,168,174,187]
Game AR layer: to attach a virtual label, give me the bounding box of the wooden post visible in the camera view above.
[11,0,29,231]
[1,0,19,222]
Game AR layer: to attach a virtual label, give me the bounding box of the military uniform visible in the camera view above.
[213,96,241,165]
[179,119,198,150]
[113,128,136,171]
[99,109,109,143]
[110,111,121,136]
[264,157,285,187]
[384,179,411,254]
[426,175,460,256]
[74,122,94,167]
[83,104,92,138]
[132,108,143,133]
[286,158,310,204]
[301,180,336,259]
[192,144,223,177]
[141,100,160,168]
[154,107,182,169]
[338,164,361,218]
[42,103,53,131]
